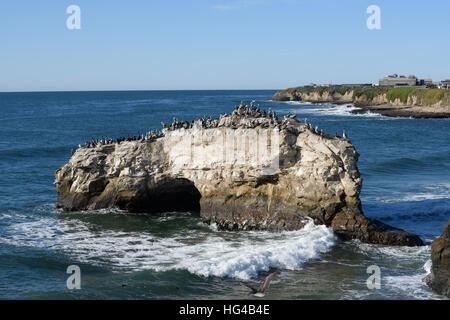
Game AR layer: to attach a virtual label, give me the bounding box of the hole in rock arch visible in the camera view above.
[123,178,201,214]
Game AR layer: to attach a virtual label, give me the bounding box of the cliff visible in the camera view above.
[55,104,423,246]
[425,220,450,297]
[272,86,450,118]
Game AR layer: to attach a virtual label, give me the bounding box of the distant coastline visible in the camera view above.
[271,85,450,118]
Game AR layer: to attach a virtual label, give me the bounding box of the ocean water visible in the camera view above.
[0,90,448,299]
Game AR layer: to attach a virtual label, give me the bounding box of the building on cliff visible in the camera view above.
[440,80,450,89]
[379,74,436,87]
[379,74,418,86]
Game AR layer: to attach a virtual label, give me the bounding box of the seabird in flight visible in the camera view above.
[240,270,281,297]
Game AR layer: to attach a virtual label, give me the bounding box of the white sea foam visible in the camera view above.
[383,273,436,299]
[423,259,432,274]
[278,102,389,118]
[352,241,446,299]
[396,194,449,202]
[311,104,360,116]
[383,259,443,300]
[174,222,336,279]
[373,183,450,203]
[281,101,313,105]
[354,241,431,259]
[0,217,336,280]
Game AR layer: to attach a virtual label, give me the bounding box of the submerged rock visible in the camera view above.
[55,104,423,246]
[425,220,450,297]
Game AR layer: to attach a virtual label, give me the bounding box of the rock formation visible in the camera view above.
[272,89,353,104]
[425,220,450,297]
[55,103,423,246]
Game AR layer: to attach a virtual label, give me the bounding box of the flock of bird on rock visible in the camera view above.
[74,101,348,154]
[80,130,164,150]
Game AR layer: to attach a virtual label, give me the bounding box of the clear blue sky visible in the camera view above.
[0,0,449,91]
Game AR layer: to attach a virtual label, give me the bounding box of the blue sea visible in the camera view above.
[0,90,448,299]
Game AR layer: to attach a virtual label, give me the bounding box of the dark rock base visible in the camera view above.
[424,220,450,297]
[352,105,450,119]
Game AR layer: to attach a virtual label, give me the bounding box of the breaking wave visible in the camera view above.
[277,102,386,118]
[174,222,336,279]
[0,213,336,280]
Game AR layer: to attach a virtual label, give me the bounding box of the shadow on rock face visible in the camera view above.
[117,178,201,214]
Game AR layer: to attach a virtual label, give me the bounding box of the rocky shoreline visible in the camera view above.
[55,103,423,246]
[272,86,450,118]
[351,105,450,118]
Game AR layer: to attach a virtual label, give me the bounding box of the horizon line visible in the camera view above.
[0,88,282,94]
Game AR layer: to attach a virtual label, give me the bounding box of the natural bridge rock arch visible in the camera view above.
[55,112,423,246]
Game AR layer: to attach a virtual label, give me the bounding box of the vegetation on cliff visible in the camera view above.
[276,85,354,97]
[354,87,447,104]
[274,85,450,106]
